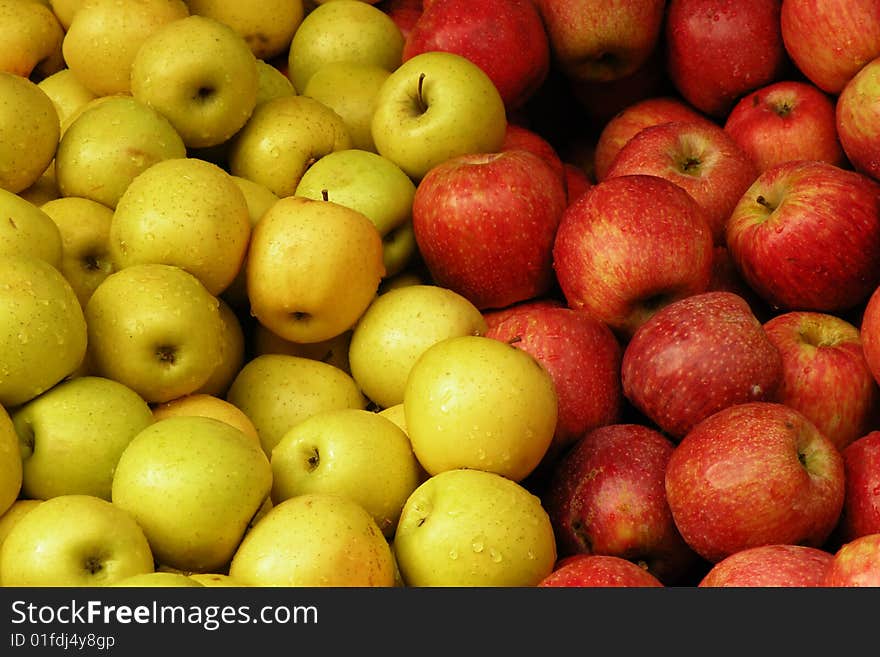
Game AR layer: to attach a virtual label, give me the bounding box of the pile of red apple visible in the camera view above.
[2,0,880,588]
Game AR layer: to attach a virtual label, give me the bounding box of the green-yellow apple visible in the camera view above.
[393,468,557,586]
[110,157,251,296]
[0,404,22,517]
[0,0,64,79]
[0,500,42,581]
[226,353,367,456]
[246,194,385,343]
[378,402,407,434]
[152,392,260,446]
[18,164,60,207]
[186,0,304,61]
[256,59,297,104]
[348,284,487,410]
[37,67,97,129]
[286,0,404,94]
[302,62,391,152]
[111,572,203,587]
[270,408,423,537]
[12,375,154,501]
[48,0,83,30]
[194,298,246,397]
[371,51,507,180]
[188,572,247,587]
[84,263,226,404]
[403,334,557,482]
[55,95,187,209]
[295,148,417,277]
[229,492,396,586]
[252,323,352,374]
[131,14,259,148]
[228,94,353,198]
[0,254,87,408]
[0,494,155,586]
[0,72,59,194]
[111,415,272,573]
[40,196,115,308]
[61,0,190,97]
[0,188,63,268]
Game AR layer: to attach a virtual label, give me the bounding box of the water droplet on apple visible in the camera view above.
[448,549,458,560]
[489,549,502,563]
[471,539,484,553]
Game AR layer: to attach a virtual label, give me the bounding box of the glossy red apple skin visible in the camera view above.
[621,291,783,441]
[726,160,880,314]
[543,423,697,584]
[780,0,880,95]
[665,401,846,564]
[836,57,880,183]
[593,95,713,183]
[484,301,623,460]
[378,0,423,40]
[502,123,566,187]
[538,554,664,587]
[412,149,568,311]
[698,544,834,587]
[604,120,759,245]
[838,431,880,542]
[724,80,845,174]
[859,285,880,388]
[562,162,592,204]
[763,311,878,452]
[665,0,789,119]
[552,174,714,340]
[402,0,550,110]
[824,533,880,587]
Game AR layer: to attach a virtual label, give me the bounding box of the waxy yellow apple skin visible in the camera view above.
[0,187,63,268]
[0,405,22,518]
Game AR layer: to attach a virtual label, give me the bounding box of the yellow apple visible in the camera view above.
[246,194,385,343]
[48,0,84,30]
[403,335,557,482]
[252,323,352,374]
[0,72,59,194]
[152,393,260,446]
[111,415,273,573]
[0,404,22,517]
[256,59,297,104]
[228,492,396,586]
[111,572,204,587]
[37,67,97,128]
[348,284,487,409]
[0,0,64,79]
[377,403,407,434]
[188,572,247,587]
[17,163,60,207]
[0,187,63,268]
[195,298,246,397]
[393,468,557,586]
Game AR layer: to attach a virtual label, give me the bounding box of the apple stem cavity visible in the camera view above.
[307,447,320,472]
[83,555,104,575]
[155,346,176,365]
[755,194,777,212]
[416,73,428,114]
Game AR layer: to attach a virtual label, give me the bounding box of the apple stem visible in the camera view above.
[755,194,776,211]
[507,335,523,345]
[417,73,427,114]
[321,189,329,202]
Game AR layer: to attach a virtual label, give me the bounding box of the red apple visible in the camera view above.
[763,311,878,452]
[562,162,592,204]
[401,0,550,111]
[552,174,714,340]
[780,0,880,95]
[725,160,880,314]
[665,401,846,564]
[706,245,771,320]
[698,544,834,587]
[378,0,423,40]
[665,0,789,119]
[538,554,664,587]
[533,0,666,84]
[621,291,783,441]
[836,56,880,183]
[824,534,880,587]
[411,149,567,310]
[593,95,713,183]
[838,431,880,542]
[860,284,880,387]
[501,123,565,188]
[483,300,623,461]
[543,423,697,584]
[724,80,846,174]
[604,120,759,245]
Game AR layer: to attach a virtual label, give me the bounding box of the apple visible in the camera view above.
[538,554,665,587]
[0,187,63,268]
[111,572,204,587]
[838,431,880,542]
[725,160,880,314]
[402,0,550,111]
[483,300,623,462]
[562,162,592,204]
[724,80,846,174]
[0,72,59,194]
[533,0,666,84]
[112,415,272,573]
[188,572,247,587]
[393,468,557,586]
[0,404,21,518]
[152,393,260,447]
[255,59,296,105]
[0,254,87,408]
[544,423,696,584]
[501,123,566,187]
[0,494,155,586]
[371,50,507,180]
[859,284,880,388]
[665,0,789,118]
[131,14,259,149]
[698,544,834,587]
[270,408,423,538]
[604,120,759,245]
[824,534,880,587]
[836,56,880,183]
[0,0,64,79]
[763,311,878,452]
[195,298,247,398]
[229,492,397,587]
[665,401,846,564]
[225,353,367,457]
[552,174,714,340]
[348,284,487,410]
[251,324,353,375]
[780,0,880,94]
[0,500,42,551]
[706,245,769,319]
[411,149,568,310]
[36,67,97,129]
[84,263,226,404]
